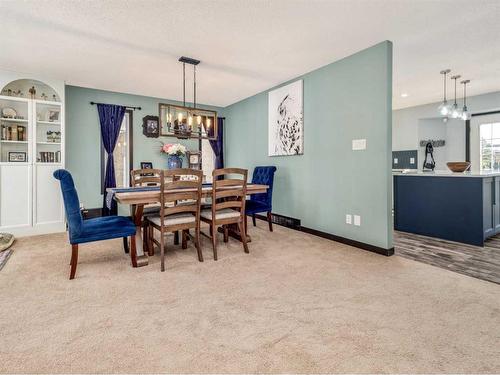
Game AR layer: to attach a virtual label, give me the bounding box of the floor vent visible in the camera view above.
[256,213,301,229]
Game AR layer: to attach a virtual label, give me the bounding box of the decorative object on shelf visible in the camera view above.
[461,79,471,120]
[40,93,48,100]
[52,94,57,102]
[142,115,160,138]
[1,107,17,118]
[159,56,217,140]
[55,131,61,142]
[422,142,436,171]
[268,79,303,156]
[46,109,60,122]
[186,151,202,169]
[0,125,24,141]
[447,162,471,173]
[8,151,27,162]
[29,86,36,99]
[161,142,186,169]
[419,139,445,147]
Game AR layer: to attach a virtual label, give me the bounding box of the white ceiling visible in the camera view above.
[0,0,499,109]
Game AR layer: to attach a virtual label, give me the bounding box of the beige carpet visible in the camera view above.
[1,221,499,374]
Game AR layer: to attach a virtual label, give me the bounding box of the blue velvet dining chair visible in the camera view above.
[53,169,136,279]
[246,166,277,232]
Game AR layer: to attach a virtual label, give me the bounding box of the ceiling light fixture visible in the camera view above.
[450,75,461,118]
[438,69,451,116]
[460,79,471,121]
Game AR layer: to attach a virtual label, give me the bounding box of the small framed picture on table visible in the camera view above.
[140,162,154,176]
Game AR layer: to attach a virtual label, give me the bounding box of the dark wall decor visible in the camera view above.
[142,115,160,138]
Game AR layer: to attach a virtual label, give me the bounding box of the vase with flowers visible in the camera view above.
[161,142,187,169]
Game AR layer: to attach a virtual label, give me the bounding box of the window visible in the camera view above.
[101,110,133,191]
[201,139,215,182]
[480,122,500,171]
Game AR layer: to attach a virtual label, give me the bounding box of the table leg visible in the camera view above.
[217,222,252,243]
[130,204,149,267]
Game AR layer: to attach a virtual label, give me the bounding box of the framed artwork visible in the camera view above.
[268,79,303,156]
[46,110,60,122]
[142,115,160,138]
[8,151,27,162]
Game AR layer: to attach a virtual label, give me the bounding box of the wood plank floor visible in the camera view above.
[394,231,500,285]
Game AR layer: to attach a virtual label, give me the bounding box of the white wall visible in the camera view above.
[392,91,500,159]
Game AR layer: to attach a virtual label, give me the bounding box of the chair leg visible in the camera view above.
[148,225,155,256]
[123,237,129,254]
[267,211,273,232]
[211,223,218,261]
[182,230,188,249]
[238,221,249,254]
[223,225,229,243]
[70,244,78,280]
[195,226,203,262]
[160,228,165,272]
[252,214,256,227]
[130,235,138,268]
[245,215,248,234]
[144,222,154,256]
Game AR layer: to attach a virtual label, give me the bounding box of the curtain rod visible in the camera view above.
[90,101,142,111]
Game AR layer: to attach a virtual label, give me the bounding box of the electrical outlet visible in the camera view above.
[354,215,361,226]
[410,157,415,164]
[394,158,398,164]
[346,214,352,225]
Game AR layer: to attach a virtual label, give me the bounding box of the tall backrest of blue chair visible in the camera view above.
[250,166,277,208]
[53,169,84,240]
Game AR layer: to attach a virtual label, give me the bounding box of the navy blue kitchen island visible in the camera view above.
[394,171,500,246]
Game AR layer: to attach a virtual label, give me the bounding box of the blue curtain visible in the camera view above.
[98,104,126,216]
[209,117,224,170]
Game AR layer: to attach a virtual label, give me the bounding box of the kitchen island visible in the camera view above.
[393,170,500,246]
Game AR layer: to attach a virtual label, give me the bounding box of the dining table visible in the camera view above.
[108,183,269,267]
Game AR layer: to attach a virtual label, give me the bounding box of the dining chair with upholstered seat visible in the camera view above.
[145,169,203,272]
[200,168,248,260]
[246,166,277,232]
[130,168,162,255]
[53,169,136,280]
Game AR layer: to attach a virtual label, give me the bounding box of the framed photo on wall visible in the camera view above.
[142,115,160,138]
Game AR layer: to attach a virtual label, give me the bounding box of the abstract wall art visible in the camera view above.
[268,80,303,156]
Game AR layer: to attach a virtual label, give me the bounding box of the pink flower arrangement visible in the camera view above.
[160,142,186,156]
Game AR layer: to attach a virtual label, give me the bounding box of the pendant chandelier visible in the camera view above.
[438,69,472,121]
[438,69,451,116]
[158,56,218,140]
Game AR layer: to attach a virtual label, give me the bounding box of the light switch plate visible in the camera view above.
[394,158,398,164]
[346,214,352,225]
[352,139,367,150]
[410,157,415,164]
[354,215,361,226]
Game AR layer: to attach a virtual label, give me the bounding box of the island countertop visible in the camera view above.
[393,169,500,178]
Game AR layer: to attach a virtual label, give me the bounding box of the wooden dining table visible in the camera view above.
[110,183,269,267]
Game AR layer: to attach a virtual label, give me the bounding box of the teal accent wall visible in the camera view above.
[224,41,393,249]
[65,85,223,208]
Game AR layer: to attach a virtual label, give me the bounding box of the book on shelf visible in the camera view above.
[1,125,26,141]
[38,151,61,163]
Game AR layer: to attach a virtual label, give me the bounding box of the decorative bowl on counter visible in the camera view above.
[446,162,471,173]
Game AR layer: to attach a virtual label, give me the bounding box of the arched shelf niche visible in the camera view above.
[1,78,61,102]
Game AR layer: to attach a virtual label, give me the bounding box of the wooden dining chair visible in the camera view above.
[130,168,162,255]
[145,169,203,272]
[200,168,248,260]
